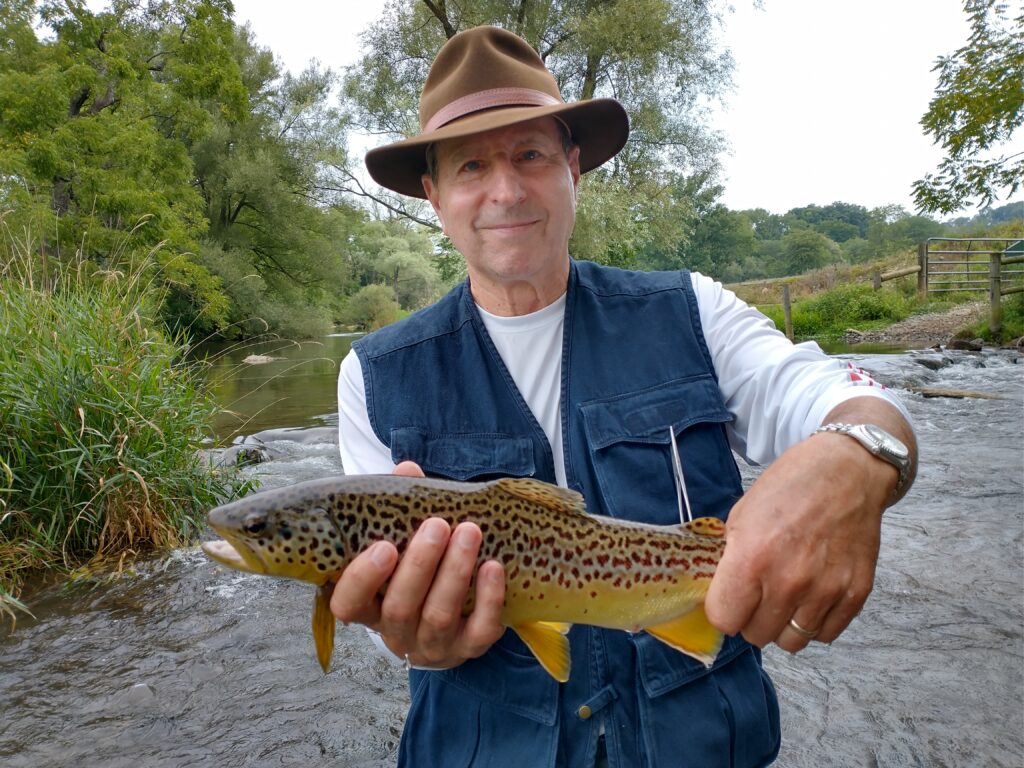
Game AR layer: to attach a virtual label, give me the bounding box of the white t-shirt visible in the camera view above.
[337,271,908,479]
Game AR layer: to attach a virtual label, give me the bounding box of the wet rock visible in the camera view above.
[124,682,156,705]
[911,352,955,371]
[946,338,984,351]
[248,426,338,445]
[216,436,272,467]
[242,354,281,365]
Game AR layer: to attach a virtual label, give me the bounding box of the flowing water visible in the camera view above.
[1,343,1021,767]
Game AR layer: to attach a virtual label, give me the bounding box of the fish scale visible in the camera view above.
[202,474,726,681]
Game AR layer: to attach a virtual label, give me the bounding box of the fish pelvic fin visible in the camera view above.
[682,516,726,539]
[645,604,723,668]
[495,478,587,515]
[313,582,336,673]
[513,621,573,683]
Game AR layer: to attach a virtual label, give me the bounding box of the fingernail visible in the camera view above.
[422,519,447,544]
[370,542,392,567]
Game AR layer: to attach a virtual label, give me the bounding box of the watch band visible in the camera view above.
[815,422,911,499]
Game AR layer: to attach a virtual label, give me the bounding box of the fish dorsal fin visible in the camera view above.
[313,582,336,673]
[645,604,723,668]
[495,478,587,515]
[682,516,726,539]
[513,621,572,682]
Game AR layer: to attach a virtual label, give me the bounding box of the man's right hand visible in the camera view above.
[328,461,507,669]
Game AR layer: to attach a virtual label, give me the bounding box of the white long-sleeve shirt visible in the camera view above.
[337,271,909,479]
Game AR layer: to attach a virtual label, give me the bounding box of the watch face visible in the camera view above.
[863,424,909,458]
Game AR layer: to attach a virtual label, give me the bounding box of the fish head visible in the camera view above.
[201,479,351,586]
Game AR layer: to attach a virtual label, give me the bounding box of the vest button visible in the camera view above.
[577,705,592,720]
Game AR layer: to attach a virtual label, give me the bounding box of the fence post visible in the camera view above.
[917,241,928,299]
[990,252,1002,337]
[872,270,881,291]
[782,283,793,341]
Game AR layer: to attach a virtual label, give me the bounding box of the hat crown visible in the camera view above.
[420,26,564,132]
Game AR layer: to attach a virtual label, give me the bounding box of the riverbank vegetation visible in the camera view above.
[0,221,244,613]
[0,1,1019,608]
[4,1,1017,342]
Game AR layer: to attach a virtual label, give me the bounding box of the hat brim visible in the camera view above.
[364,99,629,199]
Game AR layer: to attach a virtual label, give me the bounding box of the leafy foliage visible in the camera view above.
[758,283,912,339]
[913,0,1024,213]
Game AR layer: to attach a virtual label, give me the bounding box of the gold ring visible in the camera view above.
[788,618,819,640]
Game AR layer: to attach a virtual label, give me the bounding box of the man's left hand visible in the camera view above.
[704,397,916,653]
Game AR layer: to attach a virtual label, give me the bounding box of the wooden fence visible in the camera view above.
[870,237,1024,336]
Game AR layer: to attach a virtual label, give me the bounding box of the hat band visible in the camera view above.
[423,87,562,134]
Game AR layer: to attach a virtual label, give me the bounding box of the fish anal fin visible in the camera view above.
[645,604,723,667]
[495,478,587,515]
[513,621,572,683]
[313,582,336,673]
[683,516,726,539]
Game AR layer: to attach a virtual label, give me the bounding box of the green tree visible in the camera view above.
[0,0,250,333]
[780,229,838,275]
[913,0,1023,213]
[336,0,733,266]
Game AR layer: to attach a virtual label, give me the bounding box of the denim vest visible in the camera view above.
[352,261,781,767]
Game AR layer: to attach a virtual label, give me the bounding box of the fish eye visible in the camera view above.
[243,514,267,536]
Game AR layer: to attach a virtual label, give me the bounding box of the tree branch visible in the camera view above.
[325,167,441,230]
[421,0,458,38]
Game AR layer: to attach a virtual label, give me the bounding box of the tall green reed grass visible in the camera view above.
[0,215,244,618]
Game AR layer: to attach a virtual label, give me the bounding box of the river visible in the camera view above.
[1,340,1021,767]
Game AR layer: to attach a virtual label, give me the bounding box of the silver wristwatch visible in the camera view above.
[815,423,911,498]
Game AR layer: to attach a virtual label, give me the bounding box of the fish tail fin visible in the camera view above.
[313,582,336,673]
[513,621,572,683]
[645,604,723,667]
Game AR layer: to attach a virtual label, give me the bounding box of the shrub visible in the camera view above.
[0,217,244,609]
[755,283,912,338]
[342,284,402,330]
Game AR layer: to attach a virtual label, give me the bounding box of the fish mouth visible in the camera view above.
[201,538,268,576]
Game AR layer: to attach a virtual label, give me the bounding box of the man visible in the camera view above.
[333,26,916,767]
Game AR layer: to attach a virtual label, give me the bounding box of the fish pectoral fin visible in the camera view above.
[681,517,726,539]
[313,582,336,673]
[513,621,572,683]
[645,604,723,668]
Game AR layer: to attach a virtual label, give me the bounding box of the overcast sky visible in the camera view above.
[230,0,1020,216]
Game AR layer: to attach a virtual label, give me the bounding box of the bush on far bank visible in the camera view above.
[757,283,913,339]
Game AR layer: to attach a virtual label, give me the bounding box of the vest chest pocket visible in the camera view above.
[389,428,536,481]
[579,376,741,524]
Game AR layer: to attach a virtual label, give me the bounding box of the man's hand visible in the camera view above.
[704,397,916,653]
[329,461,507,668]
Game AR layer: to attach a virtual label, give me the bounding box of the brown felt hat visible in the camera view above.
[364,25,629,198]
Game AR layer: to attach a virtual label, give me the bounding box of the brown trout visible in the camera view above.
[201,474,726,681]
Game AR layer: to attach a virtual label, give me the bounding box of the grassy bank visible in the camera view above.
[0,220,243,616]
[754,282,914,339]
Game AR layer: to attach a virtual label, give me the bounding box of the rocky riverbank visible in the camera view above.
[843,302,1021,349]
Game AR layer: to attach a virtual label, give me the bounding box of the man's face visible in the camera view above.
[421,117,581,307]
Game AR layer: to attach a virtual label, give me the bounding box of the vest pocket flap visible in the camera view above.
[580,376,732,450]
[634,630,751,698]
[442,631,561,725]
[390,428,535,481]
